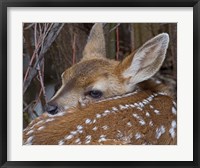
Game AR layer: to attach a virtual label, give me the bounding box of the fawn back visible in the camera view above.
[23,87,177,145]
[23,23,177,145]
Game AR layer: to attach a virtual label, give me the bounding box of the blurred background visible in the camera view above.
[23,23,177,128]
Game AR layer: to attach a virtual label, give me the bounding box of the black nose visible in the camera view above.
[45,104,58,115]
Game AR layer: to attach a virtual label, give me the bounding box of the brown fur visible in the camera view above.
[23,90,177,145]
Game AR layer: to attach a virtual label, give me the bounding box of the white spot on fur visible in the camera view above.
[102,110,110,116]
[137,107,143,111]
[85,135,92,144]
[96,114,101,118]
[150,105,154,109]
[120,134,133,144]
[171,120,176,128]
[102,125,109,130]
[135,133,142,139]
[23,128,28,132]
[132,113,140,119]
[70,131,78,135]
[169,120,177,138]
[149,121,154,126]
[125,104,130,108]
[154,109,160,114]
[112,107,118,112]
[172,107,177,115]
[58,140,65,145]
[129,104,135,108]
[65,135,73,140]
[78,130,83,134]
[119,105,128,110]
[139,102,144,108]
[104,110,110,114]
[85,118,92,124]
[77,125,83,130]
[36,120,44,125]
[147,97,153,102]
[113,96,121,100]
[100,135,106,138]
[122,91,138,97]
[102,113,107,117]
[29,120,34,125]
[75,138,80,144]
[134,103,139,107]
[30,120,44,129]
[37,126,45,131]
[24,136,34,145]
[45,118,55,122]
[92,126,98,131]
[117,130,123,138]
[93,119,96,123]
[98,138,106,142]
[98,135,107,142]
[173,101,177,107]
[146,112,150,117]
[158,92,167,96]
[142,99,149,105]
[155,125,166,139]
[127,122,132,127]
[26,130,34,135]
[139,120,146,126]
[132,113,145,125]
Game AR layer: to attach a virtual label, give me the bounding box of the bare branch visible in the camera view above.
[23,23,64,94]
[109,23,120,33]
[72,33,76,65]
[116,26,119,61]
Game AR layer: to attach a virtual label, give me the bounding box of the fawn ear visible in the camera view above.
[82,23,106,60]
[120,33,169,90]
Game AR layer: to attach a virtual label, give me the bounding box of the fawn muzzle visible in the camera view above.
[45,103,58,115]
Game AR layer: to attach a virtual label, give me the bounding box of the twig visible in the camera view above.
[23,23,64,94]
[109,23,120,33]
[32,88,43,110]
[23,101,35,113]
[130,24,135,52]
[34,23,64,67]
[23,23,56,83]
[36,63,47,103]
[23,24,40,83]
[24,23,35,30]
[72,33,76,65]
[34,24,47,104]
[116,26,120,61]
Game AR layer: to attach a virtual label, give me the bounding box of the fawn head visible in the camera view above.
[46,23,169,114]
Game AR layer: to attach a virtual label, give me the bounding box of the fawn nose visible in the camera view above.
[45,103,58,115]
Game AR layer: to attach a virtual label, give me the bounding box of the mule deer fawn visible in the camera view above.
[23,23,177,145]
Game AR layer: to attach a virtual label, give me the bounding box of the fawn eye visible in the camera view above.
[88,90,103,99]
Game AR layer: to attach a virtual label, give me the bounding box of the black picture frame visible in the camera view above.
[0,0,199,167]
